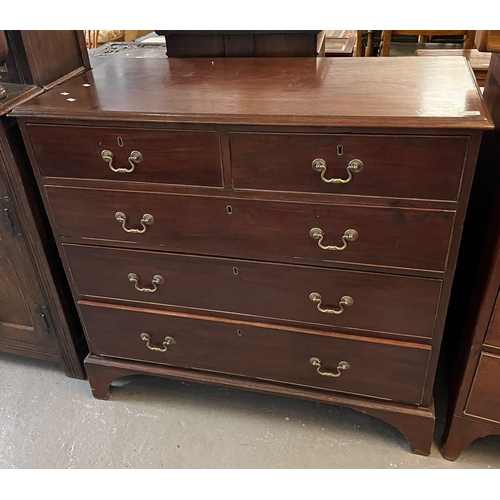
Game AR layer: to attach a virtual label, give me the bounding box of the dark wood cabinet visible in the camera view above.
[155,31,325,58]
[2,30,89,87]
[0,124,58,355]
[0,117,85,376]
[441,53,500,459]
[14,56,492,454]
[0,30,89,377]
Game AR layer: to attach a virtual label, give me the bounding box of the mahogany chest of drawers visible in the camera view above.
[13,57,492,455]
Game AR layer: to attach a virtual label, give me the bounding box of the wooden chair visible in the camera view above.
[379,30,475,56]
[84,30,99,49]
[356,30,379,56]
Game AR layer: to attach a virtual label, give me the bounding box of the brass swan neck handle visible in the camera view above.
[310,227,358,251]
[310,357,350,378]
[312,158,363,184]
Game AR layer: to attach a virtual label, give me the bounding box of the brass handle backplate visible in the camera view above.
[140,333,176,352]
[101,149,143,173]
[312,158,363,184]
[310,357,350,378]
[310,227,358,251]
[309,292,354,315]
[115,212,154,234]
[128,273,164,293]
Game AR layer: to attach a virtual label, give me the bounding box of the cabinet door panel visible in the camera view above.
[0,253,33,326]
[0,133,57,353]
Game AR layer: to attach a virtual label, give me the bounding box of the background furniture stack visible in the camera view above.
[379,30,475,56]
[324,36,355,57]
[0,30,89,378]
[355,30,476,58]
[441,30,500,460]
[155,31,326,58]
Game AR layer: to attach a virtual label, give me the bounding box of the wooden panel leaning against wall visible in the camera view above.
[0,30,90,378]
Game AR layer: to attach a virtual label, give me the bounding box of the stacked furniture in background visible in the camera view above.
[0,30,89,378]
[156,31,326,57]
[355,30,475,58]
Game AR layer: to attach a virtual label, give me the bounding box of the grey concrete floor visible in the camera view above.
[1,351,500,468]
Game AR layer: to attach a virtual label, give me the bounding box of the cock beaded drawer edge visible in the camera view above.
[12,57,493,455]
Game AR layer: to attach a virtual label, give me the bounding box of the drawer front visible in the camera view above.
[47,187,454,272]
[229,132,469,201]
[27,124,223,187]
[484,292,500,349]
[79,302,431,405]
[65,244,442,338]
[465,353,500,423]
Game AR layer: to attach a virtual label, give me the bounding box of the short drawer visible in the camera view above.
[65,244,441,339]
[79,302,431,405]
[229,132,469,201]
[27,124,223,187]
[465,353,500,424]
[47,187,455,273]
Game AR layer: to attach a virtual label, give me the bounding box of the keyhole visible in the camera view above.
[337,144,343,156]
[227,205,233,214]
[233,267,239,275]
[237,329,243,337]
[117,137,124,147]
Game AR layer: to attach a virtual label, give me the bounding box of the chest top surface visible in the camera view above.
[11,56,493,129]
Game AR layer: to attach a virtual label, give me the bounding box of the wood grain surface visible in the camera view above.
[12,57,493,129]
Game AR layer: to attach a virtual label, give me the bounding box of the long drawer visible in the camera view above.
[79,302,431,405]
[27,124,223,187]
[47,187,455,273]
[229,132,469,201]
[65,244,441,339]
